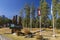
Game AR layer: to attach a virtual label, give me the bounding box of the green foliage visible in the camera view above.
[40,0,50,27]
[52,0,57,17]
[56,18,60,29]
[30,3,36,28]
[0,15,12,26]
[57,2,60,16]
[24,4,30,28]
[11,0,60,28]
[35,16,40,28]
[52,0,60,28]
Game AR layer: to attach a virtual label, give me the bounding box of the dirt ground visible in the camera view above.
[0,28,60,40]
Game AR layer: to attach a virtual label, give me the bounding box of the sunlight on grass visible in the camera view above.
[4,34,36,40]
[5,34,24,40]
[1,28,60,40]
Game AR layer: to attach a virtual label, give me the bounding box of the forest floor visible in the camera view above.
[0,28,60,40]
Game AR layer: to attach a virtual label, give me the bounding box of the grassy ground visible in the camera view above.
[0,28,60,40]
[4,34,36,40]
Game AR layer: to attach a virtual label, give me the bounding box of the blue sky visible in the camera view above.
[0,0,51,19]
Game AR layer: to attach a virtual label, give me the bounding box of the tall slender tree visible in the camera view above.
[24,4,30,28]
[30,3,36,28]
[56,0,60,28]
[40,0,49,27]
[57,0,60,17]
[19,9,24,27]
[12,16,16,24]
[52,0,57,28]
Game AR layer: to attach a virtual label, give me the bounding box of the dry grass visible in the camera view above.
[0,28,6,34]
[0,28,36,40]
[4,34,25,40]
[0,28,60,40]
[0,28,11,34]
[4,34,36,40]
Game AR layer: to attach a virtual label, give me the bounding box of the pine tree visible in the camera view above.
[24,4,30,28]
[19,9,24,27]
[40,0,49,27]
[57,0,60,16]
[30,3,36,28]
[56,0,60,28]
[52,0,57,28]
